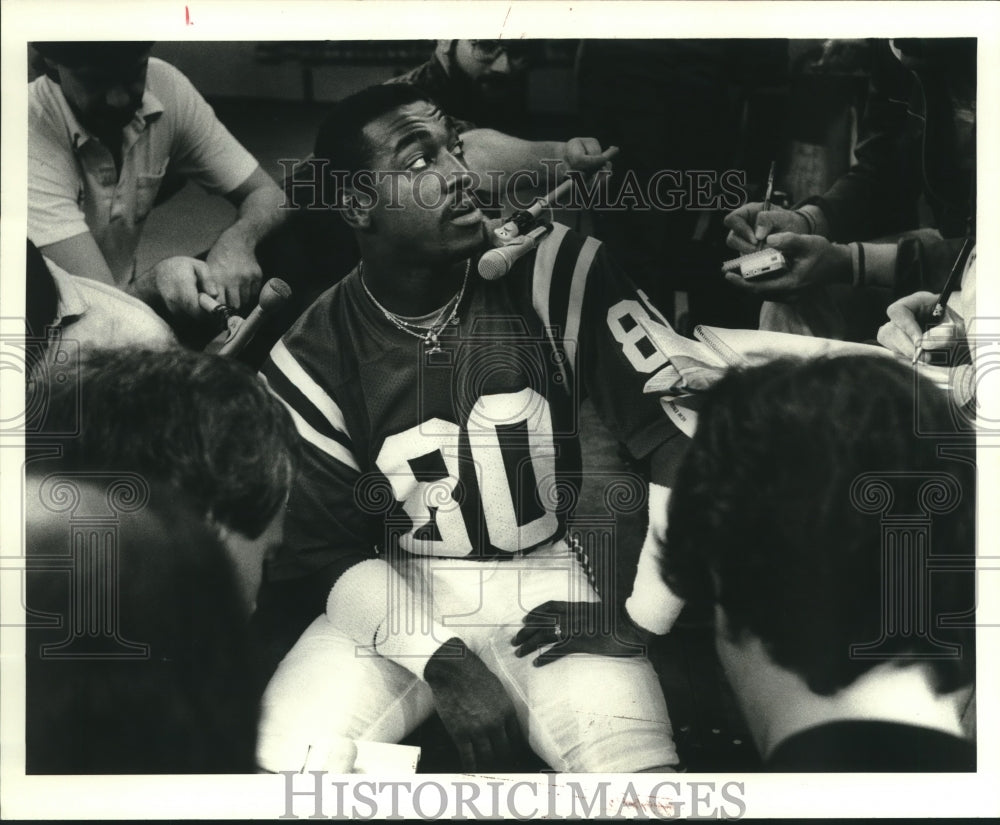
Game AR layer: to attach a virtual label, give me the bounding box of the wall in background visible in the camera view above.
[151,41,578,117]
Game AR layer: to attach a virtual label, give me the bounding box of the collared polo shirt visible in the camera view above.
[29,57,259,286]
[45,256,178,354]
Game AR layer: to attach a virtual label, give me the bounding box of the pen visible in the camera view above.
[912,236,974,365]
[756,160,776,251]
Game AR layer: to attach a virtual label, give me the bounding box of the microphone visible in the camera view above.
[214,278,292,357]
[492,146,620,243]
[478,225,550,281]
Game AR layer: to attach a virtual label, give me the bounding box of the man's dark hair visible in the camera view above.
[32,348,299,538]
[25,476,257,773]
[32,41,154,70]
[313,82,440,180]
[663,355,975,696]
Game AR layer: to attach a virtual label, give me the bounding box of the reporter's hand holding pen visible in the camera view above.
[876,238,974,365]
[877,291,963,364]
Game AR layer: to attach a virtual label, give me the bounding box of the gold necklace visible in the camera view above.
[359,259,469,355]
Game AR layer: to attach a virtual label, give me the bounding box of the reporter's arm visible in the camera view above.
[461,129,611,196]
[206,166,287,308]
[37,233,116,288]
[37,234,211,321]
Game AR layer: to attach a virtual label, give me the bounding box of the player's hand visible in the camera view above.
[205,232,263,310]
[724,202,809,255]
[564,137,617,174]
[877,291,965,363]
[511,600,649,667]
[133,255,212,318]
[723,233,852,298]
[423,638,525,771]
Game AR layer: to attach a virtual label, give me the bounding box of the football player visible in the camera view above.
[254,83,689,773]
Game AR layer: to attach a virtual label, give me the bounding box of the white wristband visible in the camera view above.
[625,485,686,635]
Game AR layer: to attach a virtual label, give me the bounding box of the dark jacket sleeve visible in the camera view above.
[801,41,922,242]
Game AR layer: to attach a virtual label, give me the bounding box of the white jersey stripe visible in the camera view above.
[269,338,352,438]
[562,236,600,372]
[285,404,362,472]
[531,222,568,329]
[259,372,361,472]
[532,222,570,387]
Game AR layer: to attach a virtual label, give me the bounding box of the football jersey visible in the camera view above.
[261,223,684,584]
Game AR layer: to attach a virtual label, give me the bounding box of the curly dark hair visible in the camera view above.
[31,348,299,539]
[663,355,975,696]
[313,82,443,184]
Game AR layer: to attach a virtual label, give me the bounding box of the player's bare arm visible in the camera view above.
[423,639,526,771]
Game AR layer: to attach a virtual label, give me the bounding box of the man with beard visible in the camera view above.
[28,42,287,322]
[389,40,532,135]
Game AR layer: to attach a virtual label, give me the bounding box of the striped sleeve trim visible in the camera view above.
[531,222,569,332]
[261,358,353,453]
[260,339,360,473]
[259,372,362,473]
[532,224,602,380]
[561,235,600,369]
[269,338,352,437]
[531,223,571,386]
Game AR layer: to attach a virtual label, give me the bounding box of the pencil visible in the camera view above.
[756,160,776,251]
[912,236,974,364]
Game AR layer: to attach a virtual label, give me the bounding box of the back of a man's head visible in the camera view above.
[664,355,974,697]
[25,474,257,773]
[32,348,298,540]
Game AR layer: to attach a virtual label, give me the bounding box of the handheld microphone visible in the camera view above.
[492,146,621,243]
[477,225,551,281]
[210,278,292,357]
[198,293,243,337]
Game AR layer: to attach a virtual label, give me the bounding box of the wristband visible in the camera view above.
[624,485,686,635]
[851,242,866,289]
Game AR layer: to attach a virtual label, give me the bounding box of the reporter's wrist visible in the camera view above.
[827,243,854,286]
[794,204,829,238]
[127,267,162,309]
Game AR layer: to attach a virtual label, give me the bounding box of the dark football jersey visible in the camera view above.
[261,224,683,584]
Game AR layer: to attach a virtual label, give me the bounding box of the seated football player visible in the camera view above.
[662,356,976,771]
[249,83,612,369]
[254,83,690,773]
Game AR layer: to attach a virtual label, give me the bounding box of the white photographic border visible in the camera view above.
[2,1,998,818]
